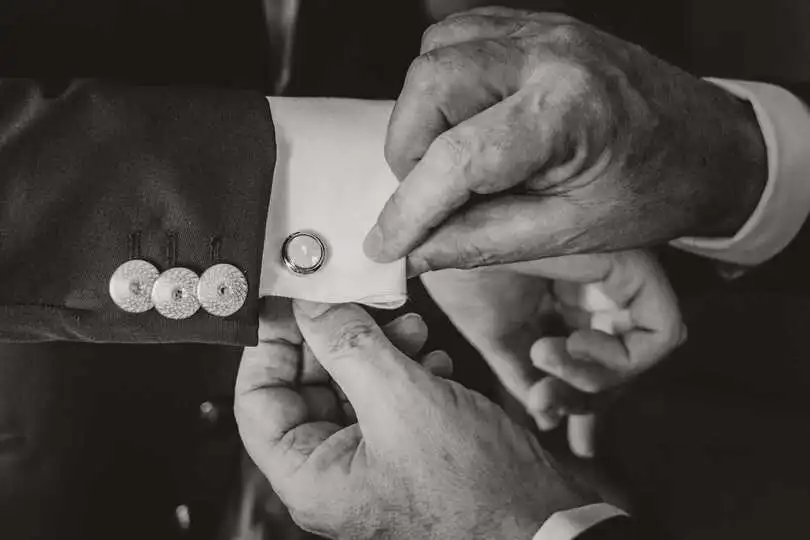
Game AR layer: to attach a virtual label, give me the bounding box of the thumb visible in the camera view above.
[293,300,420,422]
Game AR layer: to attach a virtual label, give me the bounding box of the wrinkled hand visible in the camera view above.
[236,298,595,540]
[364,6,766,274]
[421,250,685,457]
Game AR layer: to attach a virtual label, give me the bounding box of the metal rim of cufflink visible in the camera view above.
[281,230,327,276]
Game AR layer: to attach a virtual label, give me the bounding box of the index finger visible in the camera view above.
[369,91,554,264]
[384,39,520,181]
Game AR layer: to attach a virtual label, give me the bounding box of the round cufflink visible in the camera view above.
[109,259,160,313]
[151,267,201,320]
[197,263,248,317]
[282,231,327,276]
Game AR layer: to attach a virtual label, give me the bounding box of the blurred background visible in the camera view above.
[0,1,809,539]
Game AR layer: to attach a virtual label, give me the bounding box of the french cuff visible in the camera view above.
[259,97,406,309]
[533,503,628,540]
[671,79,810,266]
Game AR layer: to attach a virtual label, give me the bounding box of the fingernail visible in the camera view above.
[422,350,454,377]
[293,299,332,318]
[363,225,384,260]
[392,312,423,334]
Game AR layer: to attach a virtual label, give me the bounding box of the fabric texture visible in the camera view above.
[0,79,275,345]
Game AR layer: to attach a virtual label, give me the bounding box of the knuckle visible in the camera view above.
[548,23,586,47]
[555,61,598,96]
[408,47,464,96]
[328,320,380,356]
[421,20,451,52]
[433,131,473,173]
[406,52,441,93]
[456,239,497,269]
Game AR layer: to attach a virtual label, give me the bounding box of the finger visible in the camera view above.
[459,6,576,22]
[590,310,633,335]
[562,329,639,388]
[300,313,429,388]
[424,9,579,52]
[506,254,614,284]
[568,414,597,458]
[579,283,621,312]
[527,377,567,431]
[554,302,592,331]
[372,88,574,266]
[383,39,521,182]
[526,376,593,430]
[420,350,454,379]
[293,301,421,421]
[421,13,533,54]
[381,313,429,357]
[531,336,620,393]
[593,252,685,373]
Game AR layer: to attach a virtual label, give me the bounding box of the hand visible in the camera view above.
[363,6,767,274]
[421,250,685,457]
[236,299,595,540]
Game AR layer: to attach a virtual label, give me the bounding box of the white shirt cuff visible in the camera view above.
[533,503,628,540]
[671,79,810,265]
[258,97,406,309]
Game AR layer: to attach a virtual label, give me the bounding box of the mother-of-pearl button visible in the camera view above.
[282,231,327,275]
[151,267,201,320]
[197,263,248,317]
[109,259,160,313]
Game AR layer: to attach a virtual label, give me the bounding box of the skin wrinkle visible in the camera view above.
[327,320,379,356]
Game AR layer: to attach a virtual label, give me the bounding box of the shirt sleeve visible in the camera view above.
[259,97,406,309]
[533,503,629,540]
[671,79,810,266]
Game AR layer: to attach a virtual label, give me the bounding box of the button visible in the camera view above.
[109,259,160,313]
[197,263,248,317]
[174,505,191,531]
[151,267,201,320]
[282,231,327,275]
[199,401,220,424]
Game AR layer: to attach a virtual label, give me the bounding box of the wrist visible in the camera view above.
[694,85,768,238]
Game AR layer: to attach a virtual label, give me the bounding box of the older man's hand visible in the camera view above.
[364,6,767,274]
[236,298,595,540]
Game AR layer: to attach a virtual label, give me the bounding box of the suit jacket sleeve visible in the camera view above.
[574,516,652,539]
[0,79,276,345]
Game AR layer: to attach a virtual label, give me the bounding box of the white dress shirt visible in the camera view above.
[259,79,810,539]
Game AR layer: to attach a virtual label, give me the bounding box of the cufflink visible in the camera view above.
[197,263,248,317]
[282,231,327,275]
[109,259,160,313]
[151,267,201,320]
